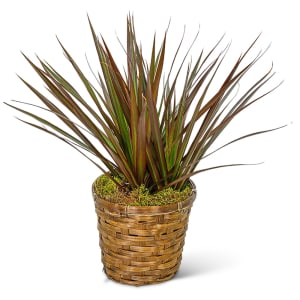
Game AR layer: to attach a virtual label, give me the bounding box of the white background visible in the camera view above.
[0,0,299,299]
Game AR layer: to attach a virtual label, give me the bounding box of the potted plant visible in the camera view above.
[5,15,283,286]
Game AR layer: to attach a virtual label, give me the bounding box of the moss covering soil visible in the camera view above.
[94,175,192,206]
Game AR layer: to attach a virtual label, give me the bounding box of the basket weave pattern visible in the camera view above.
[93,183,196,286]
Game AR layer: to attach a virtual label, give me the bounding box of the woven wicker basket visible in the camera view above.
[93,180,196,286]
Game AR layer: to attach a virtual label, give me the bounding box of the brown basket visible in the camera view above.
[93,180,196,286]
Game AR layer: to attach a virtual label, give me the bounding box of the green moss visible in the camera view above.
[94,175,192,206]
[94,174,118,197]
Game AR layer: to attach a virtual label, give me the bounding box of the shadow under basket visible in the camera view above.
[92,180,196,286]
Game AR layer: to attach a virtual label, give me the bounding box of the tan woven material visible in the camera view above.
[93,180,196,286]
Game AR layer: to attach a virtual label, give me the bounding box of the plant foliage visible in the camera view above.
[5,15,283,192]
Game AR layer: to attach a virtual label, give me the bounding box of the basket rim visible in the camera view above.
[92,178,196,216]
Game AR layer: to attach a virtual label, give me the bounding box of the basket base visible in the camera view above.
[102,253,182,286]
[102,259,182,286]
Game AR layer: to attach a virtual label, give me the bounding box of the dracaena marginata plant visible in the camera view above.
[5,16,283,193]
